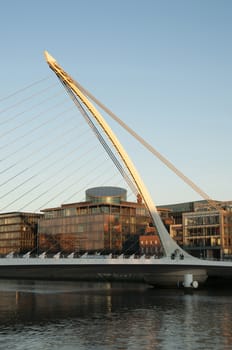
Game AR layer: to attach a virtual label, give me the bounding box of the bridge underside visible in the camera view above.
[0,261,232,288]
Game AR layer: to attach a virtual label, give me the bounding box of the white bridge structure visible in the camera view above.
[44,51,187,260]
[0,52,232,288]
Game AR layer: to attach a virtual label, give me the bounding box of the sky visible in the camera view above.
[0,0,232,208]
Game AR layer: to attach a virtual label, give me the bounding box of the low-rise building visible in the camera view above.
[0,193,231,260]
[38,187,157,255]
[0,212,41,255]
[160,200,232,259]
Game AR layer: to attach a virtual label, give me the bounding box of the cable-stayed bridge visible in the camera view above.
[0,52,232,288]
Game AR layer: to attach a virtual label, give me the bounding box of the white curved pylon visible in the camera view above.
[44,51,191,258]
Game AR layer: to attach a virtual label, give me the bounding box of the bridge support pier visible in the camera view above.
[183,274,199,288]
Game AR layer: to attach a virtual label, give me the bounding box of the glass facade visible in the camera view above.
[182,211,231,259]
[39,200,151,255]
[0,213,41,255]
[161,200,232,260]
[222,212,232,257]
[85,187,127,205]
[1,196,231,259]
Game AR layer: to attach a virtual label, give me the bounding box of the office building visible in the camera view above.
[161,200,232,259]
[38,187,161,255]
[0,212,41,255]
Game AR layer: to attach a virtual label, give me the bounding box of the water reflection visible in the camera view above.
[0,280,232,350]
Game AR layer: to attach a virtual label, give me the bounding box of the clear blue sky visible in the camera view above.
[0,0,232,206]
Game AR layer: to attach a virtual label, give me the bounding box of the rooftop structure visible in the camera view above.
[86,186,127,204]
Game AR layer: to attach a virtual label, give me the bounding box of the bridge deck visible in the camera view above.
[0,256,231,287]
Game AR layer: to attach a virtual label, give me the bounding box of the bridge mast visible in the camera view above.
[71,80,218,209]
[44,51,190,258]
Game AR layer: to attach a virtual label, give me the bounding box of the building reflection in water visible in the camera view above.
[0,280,232,350]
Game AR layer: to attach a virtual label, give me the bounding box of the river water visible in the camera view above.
[0,280,231,350]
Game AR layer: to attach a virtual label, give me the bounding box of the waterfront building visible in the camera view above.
[0,193,231,260]
[139,234,161,255]
[160,200,232,259]
[0,212,41,255]
[38,187,162,255]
